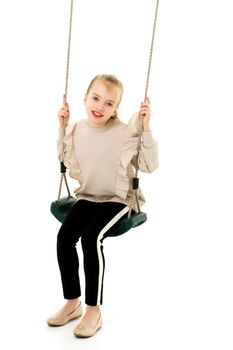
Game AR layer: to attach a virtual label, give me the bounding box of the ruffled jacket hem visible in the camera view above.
[115,112,158,202]
[57,123,83,181]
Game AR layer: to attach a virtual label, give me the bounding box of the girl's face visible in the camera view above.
[84,80,120,128]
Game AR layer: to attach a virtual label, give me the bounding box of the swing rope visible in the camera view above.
[57,0,74,201]
[64,0,74,102]
[144,0,160,101]
[57,0,160,217]
[128,0,160,217]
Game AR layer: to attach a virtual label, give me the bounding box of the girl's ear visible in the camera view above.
[111,110,118,118]
[84,93,87,103]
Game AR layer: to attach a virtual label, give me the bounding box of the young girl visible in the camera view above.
[47,74,158,338]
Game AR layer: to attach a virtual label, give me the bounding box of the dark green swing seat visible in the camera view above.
[109,211,147,237]
[50,195,77,224]
[50,195,147,237]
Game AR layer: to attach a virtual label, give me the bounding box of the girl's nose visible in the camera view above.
[97,103,104,113]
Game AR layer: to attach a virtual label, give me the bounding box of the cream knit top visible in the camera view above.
[57,113,158,211]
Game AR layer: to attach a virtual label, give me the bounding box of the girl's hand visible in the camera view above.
[58,95,70,127]
[139,97,151,131]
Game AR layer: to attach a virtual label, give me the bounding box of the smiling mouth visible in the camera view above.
[92,111,104,118]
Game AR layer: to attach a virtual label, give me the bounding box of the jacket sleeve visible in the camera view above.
[57,123,78,170]
[128,113,159,173]
[57,127,66,162]
[133,131,159,173]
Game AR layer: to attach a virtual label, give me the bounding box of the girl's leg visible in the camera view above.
[76,202,129,332]
[57,201,89,300]
[48,200,97,322]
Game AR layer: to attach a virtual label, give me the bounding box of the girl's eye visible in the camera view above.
[107,102,113,107]
[92,96,98,101]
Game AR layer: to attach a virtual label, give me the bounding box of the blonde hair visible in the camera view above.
[86,74,124,119]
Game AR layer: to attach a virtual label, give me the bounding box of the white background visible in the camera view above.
[0,0,233,349]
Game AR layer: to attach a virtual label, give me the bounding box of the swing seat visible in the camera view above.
[108,211,147,237]
[50,196,78,223]
[50,196,147,236]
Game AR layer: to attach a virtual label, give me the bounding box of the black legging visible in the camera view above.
[57,199,130,306]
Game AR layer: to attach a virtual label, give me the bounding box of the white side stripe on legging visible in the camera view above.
[96,206,130,305]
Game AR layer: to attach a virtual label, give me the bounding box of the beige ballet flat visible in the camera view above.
[47,302,83,326]
[73,314,102,338]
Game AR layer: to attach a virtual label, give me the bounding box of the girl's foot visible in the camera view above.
[47,299,83,326]
[73,305,102,338]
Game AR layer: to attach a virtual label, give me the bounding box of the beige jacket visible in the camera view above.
[57,113,158,211]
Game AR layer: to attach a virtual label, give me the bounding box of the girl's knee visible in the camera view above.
[81,234,104,256]
[57,226,78,246]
